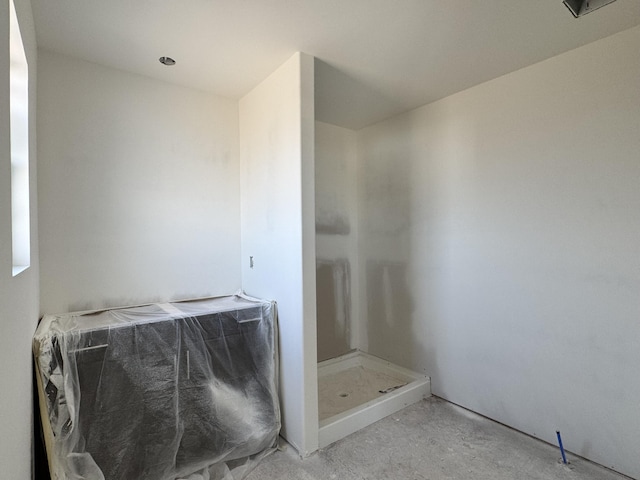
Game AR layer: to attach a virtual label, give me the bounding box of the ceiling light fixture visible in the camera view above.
[159,56,176,66]
[563,0,618,17]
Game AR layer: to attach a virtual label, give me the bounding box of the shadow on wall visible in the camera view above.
[359,114,433,374]
[314,59,405,130]
[316,259,351,362]
[366,260,416,367]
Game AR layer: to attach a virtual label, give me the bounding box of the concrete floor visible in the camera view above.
[249,397,629,480]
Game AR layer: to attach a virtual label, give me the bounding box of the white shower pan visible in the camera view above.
[318,350,431,448]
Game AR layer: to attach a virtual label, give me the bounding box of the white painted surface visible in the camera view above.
[37,51,240,314]
[315,121,360,358]
[239,53,318,456]
[9,0,30,273]
[358,26,640,479]
[30,1,640,129]
[0,0,39,477]
[318,351,430,448]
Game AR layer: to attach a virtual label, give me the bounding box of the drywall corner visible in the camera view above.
[239,52,318,456]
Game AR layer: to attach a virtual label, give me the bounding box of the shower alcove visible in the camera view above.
[314,103,431,448]
[239,53,429,457]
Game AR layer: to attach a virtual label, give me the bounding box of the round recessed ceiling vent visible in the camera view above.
[159,56,176,66]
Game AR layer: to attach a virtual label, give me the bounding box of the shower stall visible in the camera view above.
[238,53,429,455]
[314,120,430,448]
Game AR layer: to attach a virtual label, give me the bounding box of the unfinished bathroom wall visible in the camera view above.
[356,116,415,366]
[37,51,240,314]
[358,26,640,479]
[315,121,359,361]
[239,52,318,456]
[0,0,39,476]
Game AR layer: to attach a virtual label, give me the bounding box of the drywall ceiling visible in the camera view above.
[31,0,640,129]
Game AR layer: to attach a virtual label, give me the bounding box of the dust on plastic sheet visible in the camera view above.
[33,294,280,480]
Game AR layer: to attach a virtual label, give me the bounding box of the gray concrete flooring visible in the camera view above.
[249,397,629,480]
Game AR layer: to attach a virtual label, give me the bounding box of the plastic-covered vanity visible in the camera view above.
[33,294,279,480]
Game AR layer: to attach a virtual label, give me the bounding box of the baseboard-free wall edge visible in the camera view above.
[435,396,637,480]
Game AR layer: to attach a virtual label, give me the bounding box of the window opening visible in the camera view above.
[10,0,30,276]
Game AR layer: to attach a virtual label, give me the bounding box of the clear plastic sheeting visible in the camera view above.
[33,294,280,480]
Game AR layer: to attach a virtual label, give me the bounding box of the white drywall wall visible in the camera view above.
[239,52,318,455]
[357,112,413,360]
[37,51,241,314]
[315,121,360,360]
[358,26,640,478]
[0,0,39,477]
